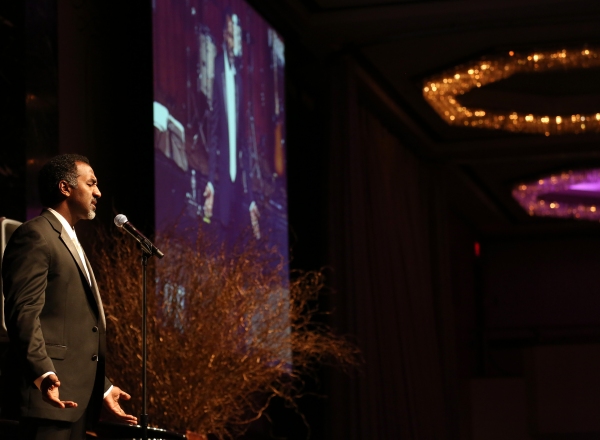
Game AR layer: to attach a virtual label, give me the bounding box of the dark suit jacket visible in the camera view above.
[209,50,254,227]
[1,210,111,423]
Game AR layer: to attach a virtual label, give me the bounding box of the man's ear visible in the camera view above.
[58,180,71,197]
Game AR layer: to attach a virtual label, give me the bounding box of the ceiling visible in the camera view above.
[250,0,600,236]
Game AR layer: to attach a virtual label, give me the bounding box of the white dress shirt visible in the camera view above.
[224,51,237,183]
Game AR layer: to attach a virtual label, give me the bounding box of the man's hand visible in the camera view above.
[102,386,138,425]
[203,183,214,219]
[40,374,78,409]
[249,202,260,239]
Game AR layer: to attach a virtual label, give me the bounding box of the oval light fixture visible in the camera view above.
[423,48,600,135]
[513,168,600,221]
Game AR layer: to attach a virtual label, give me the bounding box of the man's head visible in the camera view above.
[223,9,236,62]
[38,154,101,223]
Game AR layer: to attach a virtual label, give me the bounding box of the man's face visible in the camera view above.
[66,162,101,222]
[224,15,235,61]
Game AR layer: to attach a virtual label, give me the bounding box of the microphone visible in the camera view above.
[114,214,164,259]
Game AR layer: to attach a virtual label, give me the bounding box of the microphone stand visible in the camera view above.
[115,214,164,440]
[139,242,154,440]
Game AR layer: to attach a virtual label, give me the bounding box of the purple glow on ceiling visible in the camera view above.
[569,182,600,192]
[512,168,600,221]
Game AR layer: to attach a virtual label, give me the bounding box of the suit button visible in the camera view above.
[92,326,98,332]
[91,355,98,361]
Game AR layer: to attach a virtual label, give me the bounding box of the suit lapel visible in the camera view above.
[59,229,88,283]
[42,211,89,281]
[41,211,105,328]
[221,69,228,118]
[235,71,241,129]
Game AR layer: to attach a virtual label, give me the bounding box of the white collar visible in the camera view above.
[46,208,77,241]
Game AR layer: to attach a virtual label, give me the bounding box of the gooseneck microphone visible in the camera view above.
[114,214,165,259]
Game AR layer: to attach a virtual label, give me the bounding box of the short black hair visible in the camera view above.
[38,154,90,207]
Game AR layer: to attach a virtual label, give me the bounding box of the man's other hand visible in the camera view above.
[102,386,138,425]
[249,201,260,239]
[203,183,214,219]
[40,374,78,409]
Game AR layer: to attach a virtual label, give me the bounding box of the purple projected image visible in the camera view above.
[153,0,286,252]
[513,168,600,221]
[152,0,290,367]
[153,0,291,368]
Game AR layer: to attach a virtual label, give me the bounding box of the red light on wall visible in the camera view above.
[474,242,481,257]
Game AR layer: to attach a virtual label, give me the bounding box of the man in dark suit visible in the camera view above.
[203,10,260,243]
[1,154,137,439]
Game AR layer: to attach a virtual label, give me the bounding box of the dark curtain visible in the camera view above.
[327,58,457,440]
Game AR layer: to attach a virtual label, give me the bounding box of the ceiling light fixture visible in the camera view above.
[423,48,600,135]
[513,168,600,220]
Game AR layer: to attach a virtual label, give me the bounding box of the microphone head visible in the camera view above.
[114,214,128,228]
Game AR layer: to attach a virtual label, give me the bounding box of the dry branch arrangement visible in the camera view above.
[89,226,359,438]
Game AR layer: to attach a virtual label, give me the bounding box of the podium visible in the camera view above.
[93,421,186,439]
[0,420,185,440]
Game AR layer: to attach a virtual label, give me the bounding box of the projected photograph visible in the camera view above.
[153,0,286,256]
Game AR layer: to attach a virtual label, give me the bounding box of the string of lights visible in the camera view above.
[423,48,600,135]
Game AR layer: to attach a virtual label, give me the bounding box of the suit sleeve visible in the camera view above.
[2,223,56,383]
[240,104,255,206]
[208,64,221,185]
[104,376,112,393]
